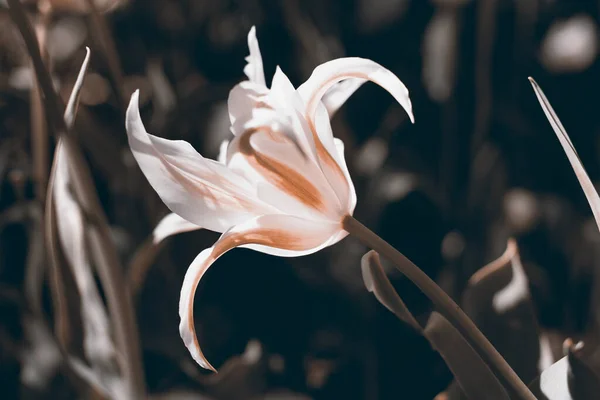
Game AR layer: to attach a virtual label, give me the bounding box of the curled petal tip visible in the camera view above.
[128,89,140,110]
[407,105,415,124]
[178,216,344,371]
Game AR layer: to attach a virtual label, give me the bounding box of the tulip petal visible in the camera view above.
[333,138,357,213]
[243,26,266,86]
[228,81,269,126]
[268,67,318,158]
[179,214,343,370]
[153,213,202,245]
[297,58,412,212]
[126,90,274,232]
[217,140,229,164]
[227,107,342,219]
[298,57,414,126]
[321,78,367,116]
[269,68,355,212]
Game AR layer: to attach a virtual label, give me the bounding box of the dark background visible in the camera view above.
[2,0,600,398]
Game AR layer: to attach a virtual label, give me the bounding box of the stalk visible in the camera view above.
[342,215,536,400]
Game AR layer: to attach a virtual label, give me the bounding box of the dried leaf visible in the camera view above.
[361,250,510,399]
[7,1,146,393]
[361,250,422,332]
[45,47,122,396]
[425,312,510,399]
[53,139,118,373]
[462,239,541,383]
[529,342,600,399]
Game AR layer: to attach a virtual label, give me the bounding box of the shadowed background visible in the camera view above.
[1,0,600,398]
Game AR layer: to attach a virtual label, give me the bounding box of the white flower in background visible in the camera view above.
[541,15,598,73]
[126,26,414,371]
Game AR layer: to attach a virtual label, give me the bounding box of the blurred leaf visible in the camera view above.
[423,9,457,102]
[84,0,126,111]
[7,1,146,393]
[202,340,267,400]
[148,390,214,400]
[425,311,509,399]
[528,79,600,237]
[361,250,421,332]
[462,239,541,383]
[529,342,600,399]
[128,237,165,298]
[540,15,598,74]
[46,47,122,397]
[361,250,510,399]
[529,78,600,358]
[20,316,62,391]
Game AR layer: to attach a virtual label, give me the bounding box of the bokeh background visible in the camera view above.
[2,0,600,398]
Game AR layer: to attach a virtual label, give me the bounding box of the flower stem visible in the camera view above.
[342,215,536,400]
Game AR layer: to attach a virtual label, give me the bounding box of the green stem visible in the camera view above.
[343,215,536,400]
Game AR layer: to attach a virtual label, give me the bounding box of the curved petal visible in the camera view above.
[153,213,202,244]
[333,138,357,214]
[243,26,266,86]
[308,105,353,210]
[297,58,412,213]
[298,57,414,126]
[126,90,275,232]
[179,214,344,370]
[321,78,367,117]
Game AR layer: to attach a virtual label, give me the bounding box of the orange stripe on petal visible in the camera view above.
[308,115,351,211]
[238,128,331,214]
[297,58,414,212]
[179,215,343,371]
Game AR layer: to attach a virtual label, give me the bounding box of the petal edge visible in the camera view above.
[179,214,344,371]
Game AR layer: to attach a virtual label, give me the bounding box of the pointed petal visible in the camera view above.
[126,90,274,232]
[227,81,269,126]
[217,140,229,164]
[243,26,266,86]
[267,67,319,160]
[298,57,414,125]
[153,213,202,245]
[529,78,600,231]
[296,58,410,214]
[179,214,344,370]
